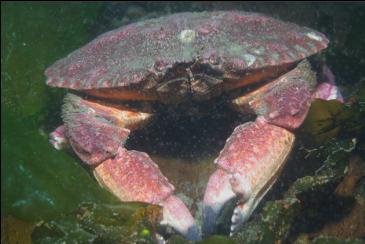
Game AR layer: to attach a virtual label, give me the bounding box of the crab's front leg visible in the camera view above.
[203,118,295,236]
[202,60,343,236]
[50,94,201,241]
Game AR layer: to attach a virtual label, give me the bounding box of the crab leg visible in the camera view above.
[203,60,343,236]
[50,93,201,241]
[94,148,200,240]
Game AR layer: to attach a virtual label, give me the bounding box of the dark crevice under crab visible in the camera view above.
[46,11,343,241]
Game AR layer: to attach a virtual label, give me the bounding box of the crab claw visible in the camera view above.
[161,195,201,241]
[51,94,200,241]
[94,148,201,241]
[203,117,295,236]
[203,169,239,235]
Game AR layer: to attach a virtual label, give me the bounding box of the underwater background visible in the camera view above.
[2,2,365,243]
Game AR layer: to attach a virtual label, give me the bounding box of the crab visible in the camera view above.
[45,11,343,241]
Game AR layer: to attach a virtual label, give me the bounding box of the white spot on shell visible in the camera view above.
[243,54,256,67]
[306,32,323,42]
[179,29,196,43]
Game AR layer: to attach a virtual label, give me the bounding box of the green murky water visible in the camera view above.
[2,2,120,221]
[2,2,365,243]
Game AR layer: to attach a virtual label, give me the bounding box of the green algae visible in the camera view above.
[1,2,123,223]
[31,202,157,244]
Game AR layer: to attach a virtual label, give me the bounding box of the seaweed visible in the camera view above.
[31,202,160,244]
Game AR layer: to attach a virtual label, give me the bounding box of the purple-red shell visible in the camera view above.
[45,11,328,90]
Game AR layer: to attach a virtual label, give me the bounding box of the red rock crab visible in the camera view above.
[46,11,342,241]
